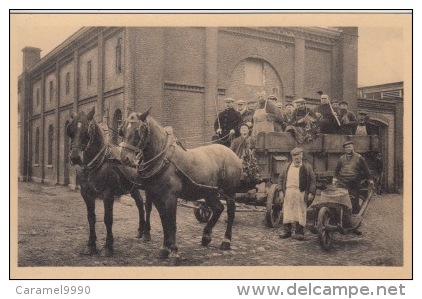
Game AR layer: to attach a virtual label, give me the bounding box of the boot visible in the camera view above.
[292,223,305,241]
[279,223,292,239]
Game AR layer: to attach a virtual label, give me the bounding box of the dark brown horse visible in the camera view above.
[120,109,243,265]
[66,106,152,257]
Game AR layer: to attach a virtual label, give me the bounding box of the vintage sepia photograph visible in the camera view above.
[10,11,412,279]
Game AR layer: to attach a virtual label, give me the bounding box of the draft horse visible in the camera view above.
[119,109,243,265]
[66,106,152,257]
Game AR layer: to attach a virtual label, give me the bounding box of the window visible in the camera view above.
[36,89,40,107]
[245,58,263,86]
[116,38,123,74]
[87,60,92,85]
[65,72,70,94]
[35,127,40,164]
[47,124,54,166]
[49,81,54,102]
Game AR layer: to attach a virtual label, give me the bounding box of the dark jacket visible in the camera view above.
[292,107,316,127]
[214,108,243,146]
[313,104,340,134]
[335,152,372,183]
[277,162,317,199]
[338,109,357,135]
[230,136,249,159]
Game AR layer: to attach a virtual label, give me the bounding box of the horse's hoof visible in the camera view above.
[220,241,231,251]
[82,245,98,255]
[103,247,114,257]
[157,248,170,259]
[142,233,151,242]
[201,235,212,247]
[169,256,181,266]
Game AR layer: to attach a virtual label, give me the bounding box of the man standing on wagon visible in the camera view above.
[278,147,316,241]
[214,98,243,147]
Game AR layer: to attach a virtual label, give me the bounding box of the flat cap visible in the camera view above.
[238,122,250,130]
[247,99,257,104]
[267,95,278,101]
[290,147,304,155]
[339,101,348,105]
[343,141,354,147]
[331,100,339,104]
[223,98,235,103]
[358,111,368,116]
[285,102,294,107]
[293,98,306,104]
[236,99,246,105]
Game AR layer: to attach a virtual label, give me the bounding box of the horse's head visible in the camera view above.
[65,106,96,166]
[119,108,151,167]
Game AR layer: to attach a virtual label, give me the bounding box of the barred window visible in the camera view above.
[47,124,54,166]
[87,60,92,85]
[49,81,54,102]
[116,38,123,74]
[35,127,40,164]
[36,89,40,107]
[65,72,70,94]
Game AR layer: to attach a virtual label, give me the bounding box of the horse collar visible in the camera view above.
[137,133,175,179]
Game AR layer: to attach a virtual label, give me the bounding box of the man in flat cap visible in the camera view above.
[265,95,284,132]
[355,112,369,135]
[247,99,257,112]
[331,100,340,114]
[277,147,316,240]
[333,141,374,223]
[281,102,295,131]
[313,94,341,134]
[285,98,317,143]
[230,123,252,159]
[214,98,243,147]
[338,101,357,135]
[236,99,254,127]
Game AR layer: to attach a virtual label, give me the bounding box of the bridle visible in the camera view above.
[121,117,176,179]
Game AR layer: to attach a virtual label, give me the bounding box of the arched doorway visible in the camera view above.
[64,120,70,185]
[225,57,283,108]
[112,109,122,145]
[366,119,389,192]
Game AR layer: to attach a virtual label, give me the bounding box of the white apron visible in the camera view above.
[252,101,274,137]
[283,187,307,227]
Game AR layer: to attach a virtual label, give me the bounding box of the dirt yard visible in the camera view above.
[17,182,404,269]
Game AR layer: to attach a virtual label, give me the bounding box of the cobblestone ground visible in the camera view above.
[17,182,403,267]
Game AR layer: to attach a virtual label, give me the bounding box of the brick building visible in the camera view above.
[357,82,404,193]
[18,26,359,189]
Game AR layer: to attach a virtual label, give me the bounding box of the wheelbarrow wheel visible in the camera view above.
[194,202,212,223]
[317,207,334,251]
[266,184,283,228]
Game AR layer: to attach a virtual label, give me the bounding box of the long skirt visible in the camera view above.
[283,186,306,227]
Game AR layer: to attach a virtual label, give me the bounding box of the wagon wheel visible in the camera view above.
[266,184,283,228]
[194,202,212,223]
[317,207,334,251]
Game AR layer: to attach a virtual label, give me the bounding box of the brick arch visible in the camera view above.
[224,57,284,105]
[223,54,285,92]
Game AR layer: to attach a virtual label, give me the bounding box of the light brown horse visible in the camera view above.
[66,106,152,257]
[119,109,243,265]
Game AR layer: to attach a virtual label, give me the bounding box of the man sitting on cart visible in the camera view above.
[333,141,375,229]
[278,147,316,241]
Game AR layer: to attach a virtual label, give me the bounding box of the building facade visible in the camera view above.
[357,82,404,193]
[18,26,359,189]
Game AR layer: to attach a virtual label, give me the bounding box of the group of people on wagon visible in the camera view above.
[213,91,372,159]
